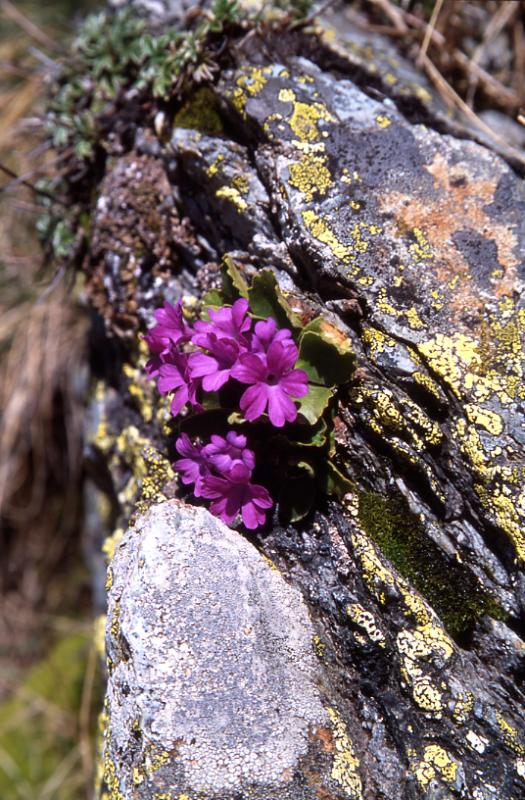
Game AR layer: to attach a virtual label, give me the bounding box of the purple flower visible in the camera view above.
[188,335,240,392]
[203,432,256,473]
[157,352,201,416]
[153,300,193,345]
[250,317,294,354]
[174,434,210,496]
[143,329,168,377]
[231,340,309,427]
[144,300,192,376]
[201,462,273,529]
[193,298,251,345]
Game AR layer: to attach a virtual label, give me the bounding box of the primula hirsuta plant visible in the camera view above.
[143,262,355,529]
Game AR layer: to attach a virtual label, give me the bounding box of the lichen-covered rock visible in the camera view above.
[70,3,525,799]
[103,501,371,799]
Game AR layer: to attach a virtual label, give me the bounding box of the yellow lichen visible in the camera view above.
[132,767,144,785]
[206,153,224,178]
[278,88,335,142]
[111,426,175,519]
[230,66,272,116]
[215,185,248,211]
[110,602,120,639]
[452,691,474,724]
[94,614,107,658]
[376,115,391,128]
[302,210,354,264]
[327,707,363,799]
[409,227,433,261]
[362,326,397,359]
[102,528,125,563]
[411,675,443,716]
[347,603,386,647]
[413,370,442,402]
[123,362,153,423]
[288,152,333,200]
[358,386,442,455]
[464,404,503,435]
[105,566,113,591]
[377,288,424,330]
[313,635,326,658]
[412,744,458,789]
[396,623,454,664]
[496,711,525,756]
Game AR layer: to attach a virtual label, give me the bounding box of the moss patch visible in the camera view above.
[175,87,224,135]
[358,490,507,638]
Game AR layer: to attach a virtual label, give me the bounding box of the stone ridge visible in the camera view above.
[104,500,359,799]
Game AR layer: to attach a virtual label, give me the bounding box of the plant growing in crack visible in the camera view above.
[143,257,355,528]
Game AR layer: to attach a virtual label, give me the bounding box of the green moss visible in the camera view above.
[0,632,101,800]
[175,87,224,135]
[358,490,507,638]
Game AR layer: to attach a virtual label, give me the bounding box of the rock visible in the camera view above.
[63,3,525,798]
[477,109,525,151]
[103,501,369,799]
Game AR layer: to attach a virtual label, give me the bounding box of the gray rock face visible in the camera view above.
[104,501,358,799]
[78,4,525,798]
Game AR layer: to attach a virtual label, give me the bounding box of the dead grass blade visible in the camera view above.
[417,0,444,65]
[368,0,521,111]
[466,0,519,107]
[419,50,525,167]
[0,291,87,525]
[0,0,56,49]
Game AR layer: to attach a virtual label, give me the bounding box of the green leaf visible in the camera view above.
[202,289,224,308]
[51,221,75,258]
[294,417,328,448]
[320,460,354,498]
[301,317,353,354]
[248,270,302,329]
[297,331,354,387]
[202,391,221,411]
[280,461,317,523]
[222,255,249,301]
[296,384,333,425]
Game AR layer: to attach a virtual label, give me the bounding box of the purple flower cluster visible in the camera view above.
[144,296,310,529]
[144,298,309,427]
[175,432,273,529]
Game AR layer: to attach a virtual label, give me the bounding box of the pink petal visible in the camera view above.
[209,497,235,524]
[188,352,217,378]
[231,353,267,384]
[279,369,309,398]
[201,475,228,499]
[240,384,269,421]
[267,387,297,427]
[175,433,195,458]
[202,369,230,391]
[267,340,298,375]
[241,500,261,529]
[232,298,250,330]
[158,368,184,394]
[250,484,273,508]
[171,385,188,416]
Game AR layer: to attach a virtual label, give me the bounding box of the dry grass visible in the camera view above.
[0,4,98,798]
[363,0,525,163]
[0,0,88,601]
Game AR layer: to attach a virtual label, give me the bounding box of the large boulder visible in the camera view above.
[103,501,370,799]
